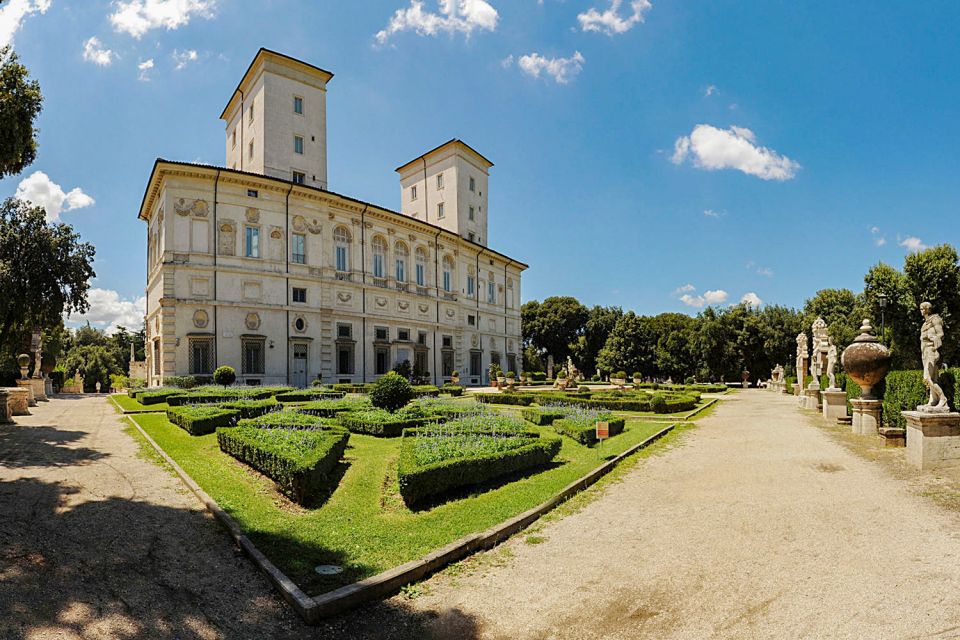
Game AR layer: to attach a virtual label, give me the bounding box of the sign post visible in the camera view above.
[596,420,609,457]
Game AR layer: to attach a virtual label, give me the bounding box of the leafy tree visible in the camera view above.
[902,245,960,366]
[214,365,236,386]
[521,296,589,365]
[0,199,96,372]
[0,47,43,178]
[597,312,656,377]
[649,312,697,381]
[63,345,119,393]
[863,262,913,367]
[370,371,414,412]
[802,288,862,348]
[571,305,623,376]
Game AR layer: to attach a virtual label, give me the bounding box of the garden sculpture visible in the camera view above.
[919,301,949,412]
[826,339,839,390]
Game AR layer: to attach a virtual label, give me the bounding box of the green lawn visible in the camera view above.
[110,394,169,412]
[132,411,667,596]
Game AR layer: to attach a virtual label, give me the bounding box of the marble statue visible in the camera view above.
[826,339,838,390]
[796,332,809,381]
[31,331,43,379]
[919,301,949,412]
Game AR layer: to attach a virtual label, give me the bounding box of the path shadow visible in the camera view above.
[0,477,484,639]
[0,424,107,468]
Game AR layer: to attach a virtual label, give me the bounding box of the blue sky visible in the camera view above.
[3,0,959,331]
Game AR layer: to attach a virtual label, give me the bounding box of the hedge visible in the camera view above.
[441,384,464,397]
[412,385,441,398]
[237,411,332,430]
[881,369,957,428]
[136,389,187,405]
[167,406,241,435]
[475,393,536,406]
[218,398,278,420]
[520,406,569,426]
[397,429,561,506]
[337,409,442,437]
[332,383,375,394]
[553,416,625,445]
[295,398,370,419]
[217,425,349,505]
[274,390,346,403]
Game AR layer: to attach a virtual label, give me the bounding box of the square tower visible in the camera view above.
[396,139,492,246]
[220,48,333,190]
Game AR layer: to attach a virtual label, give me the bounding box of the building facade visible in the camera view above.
[140,49,526,388]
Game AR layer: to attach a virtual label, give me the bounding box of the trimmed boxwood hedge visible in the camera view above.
[441,384,464,397]
[218,398,278,420]
[475,393,536,406]
[337,409,442,437]
[135,388,186,405]
[553,416,625,445]
[412,385,441,398]
[217,425,349,505]
[881,369,958,428]
[237,411,332,430]
[167,406,241,435]
[520,406,569,426]
[295,398,370,418]
[274,390,346,403]
[331,383,375,394]
[397,429,561,506]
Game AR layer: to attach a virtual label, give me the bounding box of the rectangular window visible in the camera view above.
[248,141,254,159]
[398,328,410,342]
[189,338,213,375]
[241,338,265,375]
[469,205,475,221]
[469,176,476,192]
[337,323,352,339]
[418,331,427,345]
[375,326,389,342]
[437,202,444,219]
[436,173,443,189]
[245,226,260,258]
[467,314,476,326]
[411,185,417,201]
[337,345,354,375]
[294,96,303,114]
[488,281,496,304]
[443,270,451,292]
[470,351,482,377]
[416,262,425,286]
[292,233,306,264]
[442,350,454,377]
[467,275,475,296]
[442,335,452,348]
[336,245,348,272]
[247,189,258,198]
[292,171,305,185]
[294,136,304,154]
[468,232,475,242]
[292,287,306,303]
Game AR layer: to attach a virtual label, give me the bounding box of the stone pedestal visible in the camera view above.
[0,390,11,424]
[850,398,882,436]
[29,378,47,402]
[3,388,30,416]
[16,380,37,406]
[803,388,821,411]
[44,377,53,396]
[821,390,847,421]
[792,383,800,397]
[903,411,960,471]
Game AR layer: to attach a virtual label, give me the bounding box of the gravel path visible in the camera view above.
[0,396,304,640]
[386,390,960,639]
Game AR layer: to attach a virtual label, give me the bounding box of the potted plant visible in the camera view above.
[488,363,502,388]
[505,370,516,386]
[632,372,642,385]
[451,370,460,385]
[611,371,627,386]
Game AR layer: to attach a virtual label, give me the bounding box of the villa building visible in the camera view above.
[139,49,526,387]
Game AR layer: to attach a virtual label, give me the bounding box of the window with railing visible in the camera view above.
[292,233,306,264]
[372,235,386,279]
[241,338,265,375]
[415,247,427,287]
[334,226,351,273]
[189,338,213,375]
[395,241,408,283]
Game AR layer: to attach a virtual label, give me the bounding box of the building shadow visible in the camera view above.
[0,477,484,640]
[0,424,107,468]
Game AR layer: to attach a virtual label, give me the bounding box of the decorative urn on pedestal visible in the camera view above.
[17,354,30,380]
[840,319,891,400]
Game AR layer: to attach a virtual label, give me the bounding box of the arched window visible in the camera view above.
[395,241,408,282]
[442,256,454,292]
[334,226,351,273]
[372,236,387,279]
[415,247,427,286]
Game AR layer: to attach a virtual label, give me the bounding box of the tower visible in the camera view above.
[220,48,333,190]
[396,139,492,246]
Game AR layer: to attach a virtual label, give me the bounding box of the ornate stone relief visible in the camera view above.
[471,334,479,348]
[175,198,208,217]
[193,310,209,329]
[218,221,235,256]
[245,313,261,331]
[445,308,456,318]
[306,219,322,234]
[398,300,409,310]
[245,207,260,223]
[375,297,387,308]
[388,228,395,235]
[418,304,429,313]
[292,215,306,232]
[157,208,164,223]
[408,234,416,242]
[270,228,283,240]
[337,292,352,303]
[508,339,514,351]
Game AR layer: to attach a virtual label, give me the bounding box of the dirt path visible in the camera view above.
[378,390,960,639]
[0,396,306,640]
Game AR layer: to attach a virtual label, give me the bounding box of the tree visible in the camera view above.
[802,288,862,348]
[0,199,95,372]
[597,312,656,378]
[0,47,43,178]
[572,305,623,376]
[214,365,236,386]
[370,371,414,412]
[863,262,913,367]
[521,296,589,365]
[902,245,960,366]
[63,345,119,393]
[649,312,697,381]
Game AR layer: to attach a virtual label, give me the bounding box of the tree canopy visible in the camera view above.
[0,47,43,179]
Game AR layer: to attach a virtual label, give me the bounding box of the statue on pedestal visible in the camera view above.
[796,332,809,382]
[919,302,949,412]
[826,339,839,390]
[31,331,43,379]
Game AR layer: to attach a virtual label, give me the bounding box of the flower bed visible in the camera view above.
[441,384,464,397]
[218,398,279,420]
[295,396,372,418]
[416,398,489,419]
[217,425,349,505]
[237,411,333,430]
[274,390,346,403]
[331,383,375,394]
[474,393,536,406]
[165,385,294,406]
[397,415,561,506]
[167,406,241,435]
[520,405,572,426]
[412,385,441,398]
[553,408,625,445]
[337,406,442,437]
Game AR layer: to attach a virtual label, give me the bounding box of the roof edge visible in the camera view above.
[219,48,335,121]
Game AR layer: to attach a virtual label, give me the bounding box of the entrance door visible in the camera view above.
[292,344,308,388]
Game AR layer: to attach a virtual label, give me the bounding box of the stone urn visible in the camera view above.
[841,319,892,400]
[17,354,30,380]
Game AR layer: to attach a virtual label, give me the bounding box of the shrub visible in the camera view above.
[412,385,441,398]
[591,374,601,382]
[338,406,439,437]
[520,405,570,426]
[881,369,957,428]
[331,383,374,394]
[163,376,198,389]
[370,372,415,412]
[614,371,627,380]
[475,393,535,406]
[417,398,489,419]
[217,425,349,505]
[296,397,371,418]
[167,406,240,435]
[213,366,236,387]
[218,398,278,420]
[530,371,546,381]
[311,378,325,387]
[274,390,346,403]
[650,394,667,413]
[237,411,332,430]
[397,418,561,506]
[684,376,696,385]
[553,408,625,445]
[135,388,187,405]
[441,384,464,397]
[505,371,516,378]
[632,372,642,379]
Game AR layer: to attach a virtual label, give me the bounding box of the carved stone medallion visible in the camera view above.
[245,313,261,331]
[193,309,209,329]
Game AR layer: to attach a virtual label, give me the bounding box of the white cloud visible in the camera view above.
[756,267,774,278]
[137,58,154,81]
[15,171,95,223]
[679,288,728,308]
[704,84,717,97]
[0,0,50,49]
[517,51,585,84]
[375,0,498,46]
[673,283,696,295]
[500,54,514,68]
[703,208,724,219]
[82,36,115,66]
[578,0,651,35]
[110,0,216,39]
[870,226,887,247]
[65,288,146,334]
[899,236,927,253]
[741,292,763,307]
[172,48,197,69]
[671,124,800,181]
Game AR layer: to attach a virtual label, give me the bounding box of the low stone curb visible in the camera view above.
[108,395,166,415]
[126,414,674,624]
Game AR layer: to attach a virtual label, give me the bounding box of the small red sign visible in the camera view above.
[596,421,609,440]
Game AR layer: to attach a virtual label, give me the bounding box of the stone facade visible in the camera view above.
[140,50,526,388]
